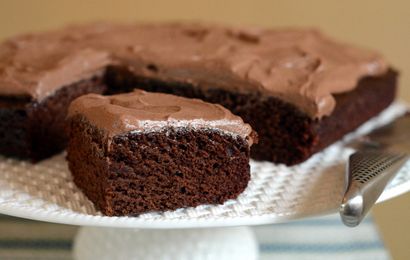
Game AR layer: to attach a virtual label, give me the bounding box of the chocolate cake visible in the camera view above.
[0,22,397,164]
[66,90,256,216]
[0,76,106,160]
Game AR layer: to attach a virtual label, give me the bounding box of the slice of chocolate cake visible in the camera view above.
[0,22,397,164]
[66,90,256,216]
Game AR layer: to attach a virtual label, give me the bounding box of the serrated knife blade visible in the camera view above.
[340,114,410,227]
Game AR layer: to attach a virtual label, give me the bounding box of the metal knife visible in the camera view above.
[340,114,410,227]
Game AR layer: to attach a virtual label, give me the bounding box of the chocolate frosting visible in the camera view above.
[0,22,389,118]
[68,90,255,144]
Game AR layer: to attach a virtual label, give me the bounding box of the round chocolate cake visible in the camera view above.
[0,22,397,164]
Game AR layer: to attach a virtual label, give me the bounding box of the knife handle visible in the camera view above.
[340,151,408,227]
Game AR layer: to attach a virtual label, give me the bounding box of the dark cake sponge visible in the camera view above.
[68,120,252,215]
[66,90,256,215]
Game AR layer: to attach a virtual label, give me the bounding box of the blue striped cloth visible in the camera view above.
[254,214,390,260]
[0,213,390,259]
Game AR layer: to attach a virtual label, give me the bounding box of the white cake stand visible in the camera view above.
[0,103,409,260]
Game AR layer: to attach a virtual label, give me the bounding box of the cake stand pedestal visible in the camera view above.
[74,226,258,260]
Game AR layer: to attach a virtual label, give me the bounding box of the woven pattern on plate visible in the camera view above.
[0,103,409,228]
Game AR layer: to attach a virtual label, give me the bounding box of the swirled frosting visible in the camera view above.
[68,89,255,144]
[0,22,389,118]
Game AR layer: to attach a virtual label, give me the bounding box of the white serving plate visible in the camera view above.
[0,103,409,229]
